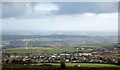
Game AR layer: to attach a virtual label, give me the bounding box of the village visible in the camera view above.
[2,46,119,65]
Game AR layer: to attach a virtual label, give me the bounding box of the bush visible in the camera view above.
[60,62,66,68]
[118,60,120,66]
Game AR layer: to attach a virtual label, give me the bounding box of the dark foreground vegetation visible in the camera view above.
[2,63,120,70]
[2,66,120,70]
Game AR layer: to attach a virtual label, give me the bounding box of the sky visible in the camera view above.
[2,2,118,32]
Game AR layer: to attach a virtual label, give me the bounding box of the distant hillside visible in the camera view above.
[2,34,118,48]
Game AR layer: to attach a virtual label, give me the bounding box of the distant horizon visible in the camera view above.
[2,30,118,36]
[2,29,118,32]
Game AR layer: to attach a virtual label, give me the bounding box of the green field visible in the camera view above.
[3,47,76,54]
[3,46,99,54]
[33,63,120,68]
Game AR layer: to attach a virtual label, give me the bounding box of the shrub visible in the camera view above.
[60,62,66,68]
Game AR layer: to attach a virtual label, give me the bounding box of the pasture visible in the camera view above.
[3,47,76,54]
[3,45,102,54]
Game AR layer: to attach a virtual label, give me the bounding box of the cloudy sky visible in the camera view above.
[2,2,118,32]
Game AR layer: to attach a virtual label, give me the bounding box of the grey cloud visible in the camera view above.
[2,2,118,18]
[55,2,118,15]
[2,2,27,18]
